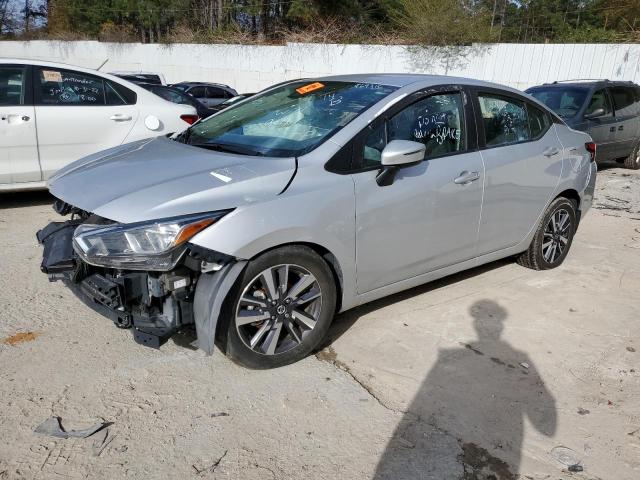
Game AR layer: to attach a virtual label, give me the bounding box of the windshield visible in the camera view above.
[527,86,588,119]
[180,80,398,157]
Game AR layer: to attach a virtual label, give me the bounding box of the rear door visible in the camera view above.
[474,90,563,255]
[608,84,640,158]
[0,64,40,185]
[583,88,617,162]
[33,66,139,179]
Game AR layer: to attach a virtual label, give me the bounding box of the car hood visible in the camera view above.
[48,136,296,223]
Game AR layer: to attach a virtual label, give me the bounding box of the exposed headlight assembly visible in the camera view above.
[72,211,230,271]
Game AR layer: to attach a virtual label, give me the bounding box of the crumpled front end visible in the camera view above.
[37,200,245,352]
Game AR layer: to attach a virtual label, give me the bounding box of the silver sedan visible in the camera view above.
[38,74,597,368]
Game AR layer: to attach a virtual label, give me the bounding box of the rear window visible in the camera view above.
[527,87,588,119]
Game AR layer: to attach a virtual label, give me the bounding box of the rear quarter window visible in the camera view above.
[610,86,639,116]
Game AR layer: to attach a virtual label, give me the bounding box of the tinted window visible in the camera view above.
[479,94,529,146]
[528,87,588,119]
[362,92,466,167]
[189,86,206,97]
[150,86,190,105]
[184,80,398,157]
[105,81,136,105]
[527,104,551,139]
[0,67,26,106]
[36,68,106,105]
[207,87,228,99]
[610,86,638,116]
[585,89,612,117]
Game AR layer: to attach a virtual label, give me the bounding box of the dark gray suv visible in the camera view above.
[527,80,640,169]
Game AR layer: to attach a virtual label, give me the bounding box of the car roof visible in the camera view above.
[302,73,527,96]
[175,81,232,88]
[527,79,639,89]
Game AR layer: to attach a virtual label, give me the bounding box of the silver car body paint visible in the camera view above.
[48,74,595,315]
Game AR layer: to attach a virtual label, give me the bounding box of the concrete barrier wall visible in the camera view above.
[1,40,639,92]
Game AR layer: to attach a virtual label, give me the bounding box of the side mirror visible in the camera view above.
[584,108,605,120]
[377,140,425,187]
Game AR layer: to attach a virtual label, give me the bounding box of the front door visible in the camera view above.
[354,90,484,294]
[33,66,138,179]
[0,64,40,185]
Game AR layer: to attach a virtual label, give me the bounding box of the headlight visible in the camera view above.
[73,211,230,271]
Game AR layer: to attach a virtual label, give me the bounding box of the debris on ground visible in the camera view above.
[627,346,636,353]
[550,446,583,470]
[519,362,530,369]
[2,331,41,346]
[568,464,584,472]
[210,412,230,417]
[577,408,590,415]
[34,416,111,439]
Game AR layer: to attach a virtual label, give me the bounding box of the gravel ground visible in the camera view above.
[0,165,639,480]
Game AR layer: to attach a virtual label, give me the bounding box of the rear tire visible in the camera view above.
[623,142,640,170]
[517,197,577,271]
[220,245,337,369]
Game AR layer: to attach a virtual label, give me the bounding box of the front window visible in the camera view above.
[181,81,398,157]
[527,87,588,119]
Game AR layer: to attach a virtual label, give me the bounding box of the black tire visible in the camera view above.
[517,197,577,271]
[623,142,640,170]
[219,245,337,369]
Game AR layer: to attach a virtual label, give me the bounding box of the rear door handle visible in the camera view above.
[454,171,480,185]
[110,113,132,121]
[610,126,616,132]
[618,125,624,131]
[543,147,560,157]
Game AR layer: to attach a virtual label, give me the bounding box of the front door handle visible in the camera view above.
[543,147,560,157]
[618,125,624,131]
[110,113,132,121]
[454,171,480,185]
[610,126,616,132]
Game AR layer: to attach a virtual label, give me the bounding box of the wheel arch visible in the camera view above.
[555,188,581,222]
[246,241,345,314]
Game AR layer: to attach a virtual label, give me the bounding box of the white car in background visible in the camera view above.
[0,59,197,192]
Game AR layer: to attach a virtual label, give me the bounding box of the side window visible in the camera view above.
[478,94,529,146]
[527,104,551,139]
[105,80,136,105]
[36,68,106,105]
[362,92,466,166]
[585,89,612,117]
[189,86,206,97]
[207,87,227,99]
[0,66,26,106]
[609,86,638,116]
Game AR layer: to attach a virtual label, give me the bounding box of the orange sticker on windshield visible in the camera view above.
[296,82,325,95]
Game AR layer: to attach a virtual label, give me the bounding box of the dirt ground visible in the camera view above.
[0,166,638,480]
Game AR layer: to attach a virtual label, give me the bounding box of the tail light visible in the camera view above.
[180,114,199,125]
[585,142,596,162]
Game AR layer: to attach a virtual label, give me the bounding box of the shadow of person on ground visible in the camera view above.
[373,299,557,480]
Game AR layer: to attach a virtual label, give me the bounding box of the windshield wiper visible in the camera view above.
[190,142,265,156]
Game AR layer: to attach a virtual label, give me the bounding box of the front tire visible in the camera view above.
[517,197,577,270]
[220,245,337,369]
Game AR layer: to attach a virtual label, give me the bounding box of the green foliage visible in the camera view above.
[9,0,640,44]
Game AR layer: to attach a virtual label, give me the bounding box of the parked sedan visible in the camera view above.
[138,83,211,120]
[38,75,596,369]
[171,82,238,108]
[0,59,197,191]
[526,80,640,169]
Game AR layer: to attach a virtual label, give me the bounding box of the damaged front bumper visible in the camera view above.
[37,218,245,352]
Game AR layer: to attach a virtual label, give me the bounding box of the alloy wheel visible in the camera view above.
[235,264,323,355]
[542,208,571,263]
